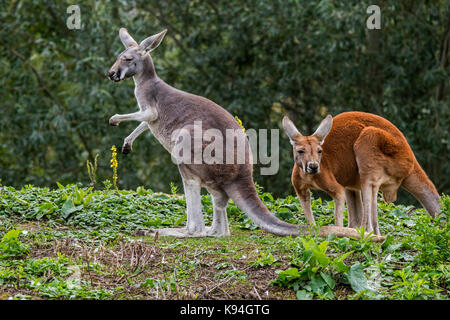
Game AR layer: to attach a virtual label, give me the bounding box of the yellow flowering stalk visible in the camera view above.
[234,115,246,133]
[110,145,118,190]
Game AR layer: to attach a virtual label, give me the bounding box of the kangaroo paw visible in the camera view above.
[122,143,132,154]
[109,115,120,126]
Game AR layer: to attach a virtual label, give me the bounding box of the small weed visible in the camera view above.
[86,154,99,189]
[170,182,178,195]
[249,250,279,268]
[0,229,30,259]
[411,197,449,266]
[140,277,178,296]
[215,269,247,280]
[272,236,379,300]
[388,266,443,300]
[102,179,112,191]
[271,237,358,300]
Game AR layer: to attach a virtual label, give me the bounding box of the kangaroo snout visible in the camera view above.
[108,69,121,82]
[306,162,320,174]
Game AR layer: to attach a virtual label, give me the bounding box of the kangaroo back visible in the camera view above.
[328,112,441,217]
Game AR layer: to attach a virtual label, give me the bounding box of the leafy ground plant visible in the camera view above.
[249,250,279,268]
[0,229,30,259]
[271,237,372,299]
[0,184,448,300]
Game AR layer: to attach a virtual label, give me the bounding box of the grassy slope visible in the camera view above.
[0,184,448,300]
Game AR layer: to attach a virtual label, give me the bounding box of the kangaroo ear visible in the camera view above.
[139,29,167,53]
[119,28,138,48]
[313,115,333,145]
[282,116,302,144]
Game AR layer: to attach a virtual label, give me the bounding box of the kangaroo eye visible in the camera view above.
[124,57,133,61]
[297,150,305,154]
[318,150,322,154]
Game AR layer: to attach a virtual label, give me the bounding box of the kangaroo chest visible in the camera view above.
[301,174,322,190]
[134,90,173,153]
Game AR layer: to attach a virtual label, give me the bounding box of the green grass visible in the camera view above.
[0,183,448,300]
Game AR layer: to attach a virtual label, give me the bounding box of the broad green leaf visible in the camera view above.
[318,240,329,253]
[281,267,300,280]
[174,215,187,226]
[61,199,82,219]
[311,248,329,268]
[296,290,313,300]
[381,234,394,250]
[83,193,94,207]
[320,272,335,289]
[303,250,313,263]
[309,273,327,293]
[347,262,371,293]
[323,286,334,300]
[1,229,23,241]
[333,250,353,263]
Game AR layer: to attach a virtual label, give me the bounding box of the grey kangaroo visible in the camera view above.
[107,28,384,241]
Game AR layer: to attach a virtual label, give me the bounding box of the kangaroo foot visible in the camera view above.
[205,226,230,237]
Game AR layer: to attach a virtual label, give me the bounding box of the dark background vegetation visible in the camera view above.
[0,1,449,203]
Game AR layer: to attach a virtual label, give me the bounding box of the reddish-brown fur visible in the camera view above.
[285,111,441,235]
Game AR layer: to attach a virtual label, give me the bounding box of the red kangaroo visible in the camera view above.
[282,111,441,235]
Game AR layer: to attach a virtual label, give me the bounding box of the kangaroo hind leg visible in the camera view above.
[354,127,389,235]
[134,177,206,238]
[206,189,230,237]
[345,189,363,228]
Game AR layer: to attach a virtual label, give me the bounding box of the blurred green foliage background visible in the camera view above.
[0,0,448,203]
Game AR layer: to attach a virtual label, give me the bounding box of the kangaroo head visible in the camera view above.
[108,28,167,82]
[282,115,333,175]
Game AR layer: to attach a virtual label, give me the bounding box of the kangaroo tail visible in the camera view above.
[402,161,441,217]
[223,178,385,242]
[224,179,300,236]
